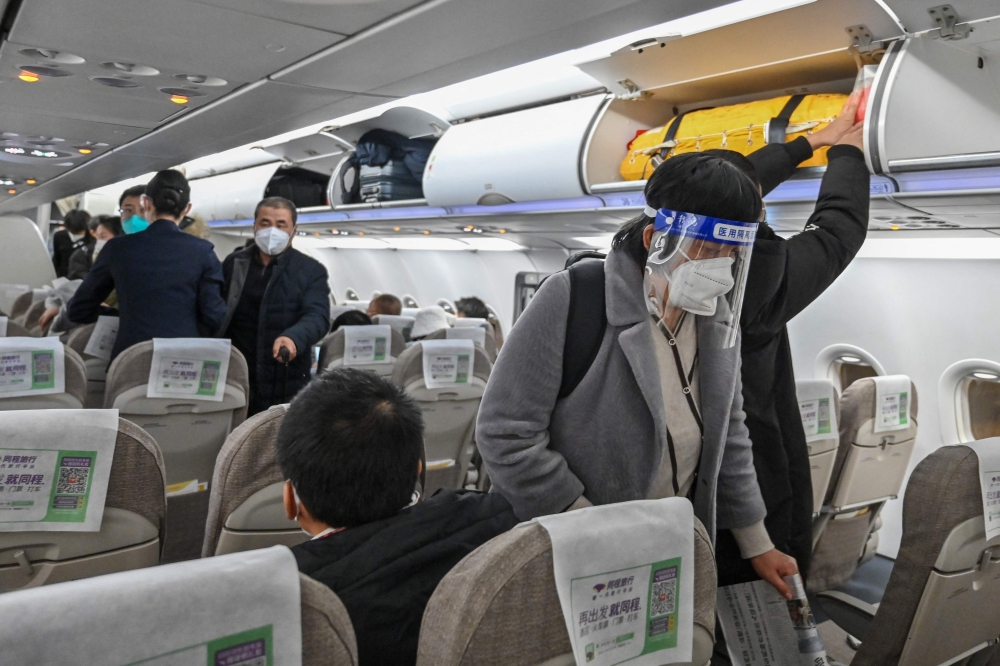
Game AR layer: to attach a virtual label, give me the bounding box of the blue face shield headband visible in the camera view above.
[652,208,758,247]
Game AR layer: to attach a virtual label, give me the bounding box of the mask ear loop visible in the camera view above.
[643,205,657,218]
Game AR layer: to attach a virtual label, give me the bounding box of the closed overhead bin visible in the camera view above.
[864,2,1000,173]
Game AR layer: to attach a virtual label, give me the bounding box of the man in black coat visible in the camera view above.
[51,210,93,278]
[220,196,330,414]
[713,94,871,585]
[67,170,228,361]
[277,368,519,666]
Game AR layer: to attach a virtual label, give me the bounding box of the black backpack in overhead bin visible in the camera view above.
[556,252,608,399]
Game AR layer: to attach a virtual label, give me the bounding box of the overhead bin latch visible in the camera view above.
[616,78,649,101]
[928,5,971,40]
[846,25,875,54]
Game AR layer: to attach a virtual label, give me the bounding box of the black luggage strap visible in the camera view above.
[767,94,806,145]
[558,258,607,400]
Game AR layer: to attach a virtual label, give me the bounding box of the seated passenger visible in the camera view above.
[367,293,402,318]
[277,368,517,666]
[331,309,372,332]
[409,305,450,340]
[455,295,489,320]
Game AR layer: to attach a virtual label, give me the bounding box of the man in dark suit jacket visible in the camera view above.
[67,170,227,360]
[51,210,93,278]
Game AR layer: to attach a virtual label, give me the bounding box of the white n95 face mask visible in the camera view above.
[93,239,108,256]
[255,227,290,256]
[667,255,735,316]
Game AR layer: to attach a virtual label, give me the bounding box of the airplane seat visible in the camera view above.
[416,518,716,666]
[300,573,361,665]
[103,341,249,563]
[317,326,407,376]
[817,443,1000,666]
[795,378,842,515]
[0,345,87,410]
[391,342,491,496]
[64,323,106,409]
[10,291,32,320]
[20,300,47,333]
[371,314,417,343]
[202,405,306,557]
[424,326,498,361]
[0,417,166,592]
[809,376,919,593]
[2,319,31,337]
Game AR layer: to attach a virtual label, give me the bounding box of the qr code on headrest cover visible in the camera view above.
[651,578,676,617]
[57,466,90,495]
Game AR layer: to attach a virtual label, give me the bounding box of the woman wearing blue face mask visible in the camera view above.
[67,170,228,361]
[477,152,801,603]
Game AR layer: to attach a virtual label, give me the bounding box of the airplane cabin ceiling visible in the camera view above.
[0,0,733,214]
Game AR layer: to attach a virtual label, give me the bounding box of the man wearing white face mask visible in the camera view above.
[478,152,800,601]
[219,196,331,415]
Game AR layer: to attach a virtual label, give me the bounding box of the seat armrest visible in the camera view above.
[816,590,878,641]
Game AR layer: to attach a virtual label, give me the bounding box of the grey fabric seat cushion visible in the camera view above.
[416,519,715,665]
[825,378,919,505]
[424,327,497,361]
[300,573,359,666]
[64,347,88,406]
[21,300,46,330]
[109,418,168,547]
[10,291,32,320]
[202,406,286,557]
[65,323,96,357]
[852,445,983,666]
[3,320,31,337]
[318,327,406,370]
[391,342,492,388]
[102,340,249,419]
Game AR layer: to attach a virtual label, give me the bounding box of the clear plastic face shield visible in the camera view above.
[643,208,758,349]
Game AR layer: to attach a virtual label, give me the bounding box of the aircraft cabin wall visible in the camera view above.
[787,252,1000,558]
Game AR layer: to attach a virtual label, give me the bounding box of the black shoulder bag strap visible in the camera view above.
[558,259,607,400]
[767,94,806,145]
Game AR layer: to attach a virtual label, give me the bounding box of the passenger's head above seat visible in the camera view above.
[454,296,489,320]
[276,367,424,533]
[331,309,372,332]
[367,293,402,318]
[410,305,451,340]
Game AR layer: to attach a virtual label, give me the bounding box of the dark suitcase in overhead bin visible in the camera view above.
[358,162,424,202]
[340,129,436,204]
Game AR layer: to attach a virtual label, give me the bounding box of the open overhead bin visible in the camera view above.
[865,4,1000,173]
[189,162,283,222]
[423,0,904,207]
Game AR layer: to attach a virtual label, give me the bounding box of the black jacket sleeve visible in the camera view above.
[741,145,870,339]
[66,247,92,281]
[281,260,331,353]
[748,137,815,196]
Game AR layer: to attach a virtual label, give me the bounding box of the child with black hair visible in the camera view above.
[277,367,517,666]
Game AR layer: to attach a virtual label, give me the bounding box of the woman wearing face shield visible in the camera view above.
[477,153,799,599]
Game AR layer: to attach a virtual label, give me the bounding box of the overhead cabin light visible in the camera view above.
[170,95,189,105]
[840,355,862,363]
[78,148,92,155]
[7,189,15,194]
[18,72,39,83]
[573,235,614,248]
[26,179,36,185]
[0,179,13,186]
[4,147,25,155]
[973,371,999,380]
[462,237,524,251]
[19,65,73,78]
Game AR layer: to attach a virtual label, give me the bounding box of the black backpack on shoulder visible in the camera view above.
[557,251,608,399]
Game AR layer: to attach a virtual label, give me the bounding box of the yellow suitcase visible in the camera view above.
[620,94,848,181]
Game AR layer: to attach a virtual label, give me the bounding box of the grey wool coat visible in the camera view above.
[476,247,766,544]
